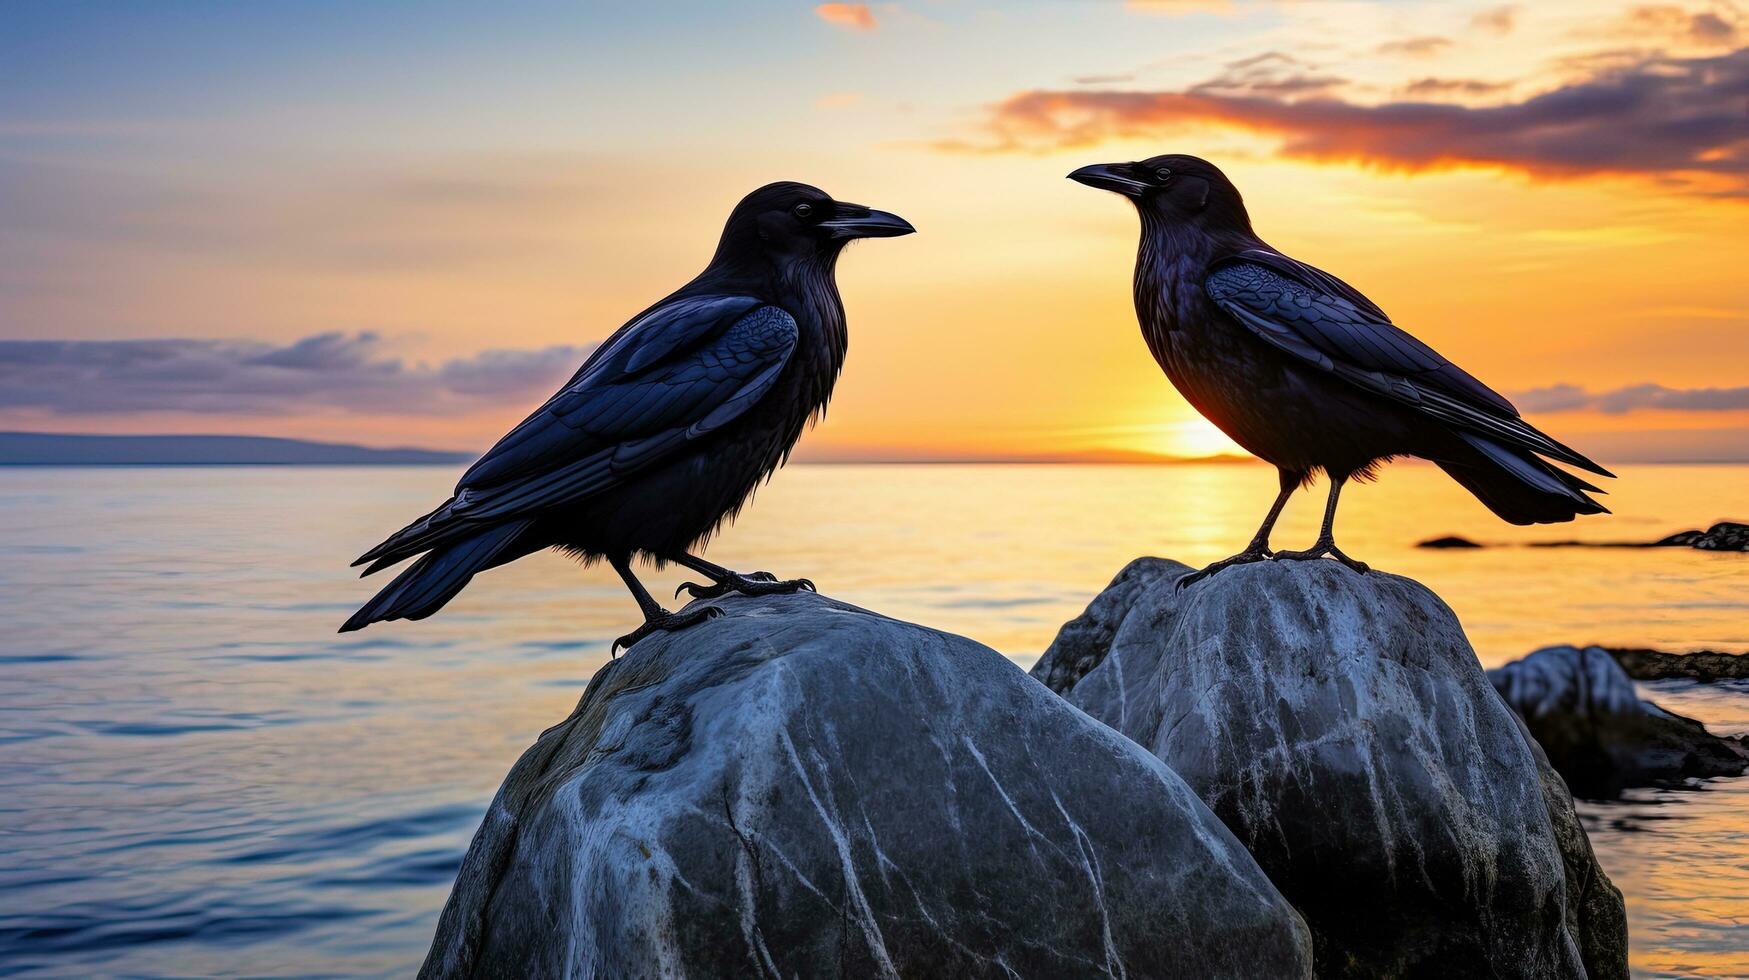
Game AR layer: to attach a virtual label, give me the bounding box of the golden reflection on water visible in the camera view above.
[0,463,1743,976]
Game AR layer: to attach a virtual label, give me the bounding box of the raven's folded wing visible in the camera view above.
[353,298,797,569]
[1205,251,1611,477]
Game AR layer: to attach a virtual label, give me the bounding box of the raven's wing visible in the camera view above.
[1205,250,1611,477]
[456,293,766,489]
[354,297,797,569]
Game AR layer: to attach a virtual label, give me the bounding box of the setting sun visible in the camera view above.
[1155,418,1247,459]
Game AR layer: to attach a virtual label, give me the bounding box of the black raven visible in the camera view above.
[341,182,913,648]
[1069,154,1611,585]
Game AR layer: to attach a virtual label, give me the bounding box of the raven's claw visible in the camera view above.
[613,605,723,654]
[1176,545,1273,589]
[676,573,815,601]
[1273,540,1370,574]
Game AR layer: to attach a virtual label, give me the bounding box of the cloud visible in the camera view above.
[1606,4,1739,45]
[936,47,1749,195]
[815,91,864,109]
[1189,52,1348,98]
[1470,5,1517,36]
[815,3,877,31]
[1375,36,1453,57]
[1074,73,1138,86]
[1514,382,1749,414]
[1401,77,1512,98]
[0,334,593,417]
[1124,0,1236,13]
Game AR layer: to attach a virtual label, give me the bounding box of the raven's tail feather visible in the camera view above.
[339,520,534,632]
[1438,432,1609,526]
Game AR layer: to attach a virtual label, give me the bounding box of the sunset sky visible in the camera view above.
[3,0,1746,461]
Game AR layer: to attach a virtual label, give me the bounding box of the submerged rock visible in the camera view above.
[1606,646,1749,682]
[423,591,1311,979]
[1415,535,1484,549]
[1032,559,1627,980]
[1531,521,1749,551]
[1652,521,1749,551]
[1489,645,1749,795]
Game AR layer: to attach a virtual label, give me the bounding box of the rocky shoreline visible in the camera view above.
[1416,520,1749,551]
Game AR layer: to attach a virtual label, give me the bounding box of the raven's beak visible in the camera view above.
[1068,163,1148,198]
[821,205,916,239]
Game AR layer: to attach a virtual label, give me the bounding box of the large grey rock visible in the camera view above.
[424,591,1311,979]
[1032,559,1628,980]
[1489,645,1749,796]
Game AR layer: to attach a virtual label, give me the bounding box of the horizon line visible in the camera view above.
[2,430,1746,467]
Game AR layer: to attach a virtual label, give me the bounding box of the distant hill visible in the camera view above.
[0,432,473,466]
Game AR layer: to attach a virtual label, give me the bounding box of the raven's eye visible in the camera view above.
[793,202,814,218]
[1154,168,1173,182]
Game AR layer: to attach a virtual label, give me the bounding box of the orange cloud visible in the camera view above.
[1125,0,1234,12]
[815,3,877,31]
[937,47,1749,196]
[815,91,864,109]
[1609,4,1739,45]
[1470,5,1517,36]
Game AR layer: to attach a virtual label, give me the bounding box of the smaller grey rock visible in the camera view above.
[1040,558,1622,979]
[1029,557,1185,694]
[1489,645,1749,796]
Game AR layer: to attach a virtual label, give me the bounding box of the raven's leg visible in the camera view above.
[1178,467,1302,588]
[1274,472,1369,573]
[672,553,816,601]
[611,557,722,653]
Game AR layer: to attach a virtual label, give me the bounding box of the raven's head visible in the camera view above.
[712,182,914,270]
[1068,154,1251,232]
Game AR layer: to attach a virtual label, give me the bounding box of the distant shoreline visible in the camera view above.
[5,458,1743,469]
[0,432,470,467]
[0,432,1738,467]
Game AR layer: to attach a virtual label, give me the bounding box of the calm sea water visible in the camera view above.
[0,463,1744,978]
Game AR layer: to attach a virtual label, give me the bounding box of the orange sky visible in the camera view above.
[2,0,1745,461]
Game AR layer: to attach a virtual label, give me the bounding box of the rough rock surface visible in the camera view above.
[1606,646,1749,681]
[1652,521,1749,551]
[1489,645,1749,795]
[424,591,1312,979]
[1032,558,1627,980]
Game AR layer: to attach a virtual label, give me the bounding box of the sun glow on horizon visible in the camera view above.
[1149,418,1249,459]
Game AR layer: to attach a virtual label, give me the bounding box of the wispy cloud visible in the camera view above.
[0,334,592,417]
[1074,73,1138,86]
[1124,0,1236,14]
[815,3,877,31]
[1594,4,1740,46]
[935,47,1749,195]
[1401,77,1512,98]
[1189,52,1347,98]
[1470,5,1518,36]
[1375,36,1453,57]
[815,91,864,110]
[1516,382,1749,414]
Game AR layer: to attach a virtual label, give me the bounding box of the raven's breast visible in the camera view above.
[552,304,844,561]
